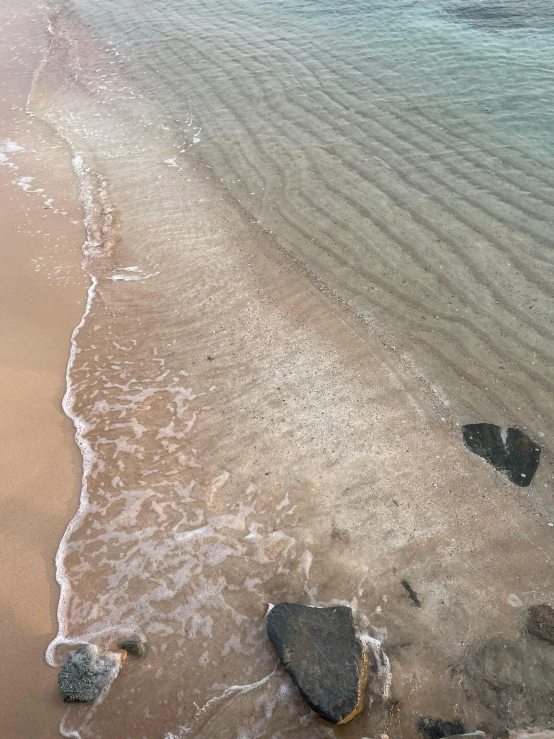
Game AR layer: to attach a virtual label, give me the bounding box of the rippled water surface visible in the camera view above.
[31,0,554,736]
[58,0,554,436]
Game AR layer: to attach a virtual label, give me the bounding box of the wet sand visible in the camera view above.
[0,1,87,736]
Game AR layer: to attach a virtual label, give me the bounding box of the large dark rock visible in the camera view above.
[462,423,540,486]
[266,602,367,724]
[417,716,466,739]
[527,604,554,645]
[58,644,120,702]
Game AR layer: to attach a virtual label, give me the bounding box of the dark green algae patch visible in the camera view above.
[462,423,540,486]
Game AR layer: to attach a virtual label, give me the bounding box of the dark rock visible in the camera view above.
[417,716,466,739]
[462,423,540,486]
[451,634,554,733]
[462,423,506,468]
[401,579,422,607]
[267,602,367,724]
[527,604,554,645]
[121,639,148,658]
[58,645,119,702]
[504,428,541,485]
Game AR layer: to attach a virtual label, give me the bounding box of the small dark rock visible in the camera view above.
[527,604,554,645]
[401,579,422,607]
[267,602,367,724]
[121,639,148,658]
[462,423,506,468]
[462,423,540,486]
[504,428,541,485]
[417,716,466,739]
[58,645,119,702]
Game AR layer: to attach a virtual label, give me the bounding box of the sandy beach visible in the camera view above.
[2,0,554,737]
[0,2,87,736]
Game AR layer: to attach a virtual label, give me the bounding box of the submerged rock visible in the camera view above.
[121,638,148,658]
[58,644,121,702]
[462,423,540,486]
[527,604,554,645]
[454,634,554,733]
[266,602,367,724]
[417,716,466,739]
[401,579,422,607]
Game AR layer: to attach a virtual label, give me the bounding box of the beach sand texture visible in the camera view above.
[0,1,87,736]
[2,0,554,737]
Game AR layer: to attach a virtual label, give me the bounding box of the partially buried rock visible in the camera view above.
[267,602,367,724]
[417,716,466,739]
[462,423,540,486]
[58,644,121,702]
[527,603,554,645]
[121,638,148,658]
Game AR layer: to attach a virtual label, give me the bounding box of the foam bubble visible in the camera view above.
[0,138,24,153]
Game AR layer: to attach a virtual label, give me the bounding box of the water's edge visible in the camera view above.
[28,2,554,738]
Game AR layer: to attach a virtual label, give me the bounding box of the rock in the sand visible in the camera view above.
[266,602,367,724]
[527,604,554,645]
[462,423,540,486]
[417,716,466,739]
[121,638,148,658]
[58,644,120,702]
[503,428,541,485]
[462,423,506,468]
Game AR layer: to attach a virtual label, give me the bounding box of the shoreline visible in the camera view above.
[2,1,553,737]
[0,1,88,736]
[30,9,554,738]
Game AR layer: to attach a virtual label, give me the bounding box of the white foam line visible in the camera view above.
[193,666,278,718]
[46,277,97,666]
[107,271,160,281]
[164,669,279,737]
[0,138,25,153]
[26,9,116,707]
[46,152,108,668]
[359,632,392,701]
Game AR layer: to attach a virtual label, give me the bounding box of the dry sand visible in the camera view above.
[0,2,88,736]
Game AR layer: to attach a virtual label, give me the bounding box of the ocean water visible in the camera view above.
[48,0,554,439]
[28,0,554,736]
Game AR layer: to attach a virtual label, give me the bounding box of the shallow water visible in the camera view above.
[52,0,554,448]
[28,0,554,736]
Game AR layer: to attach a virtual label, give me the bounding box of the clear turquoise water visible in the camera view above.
[60,0,554,444]
[70,0,554,150]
